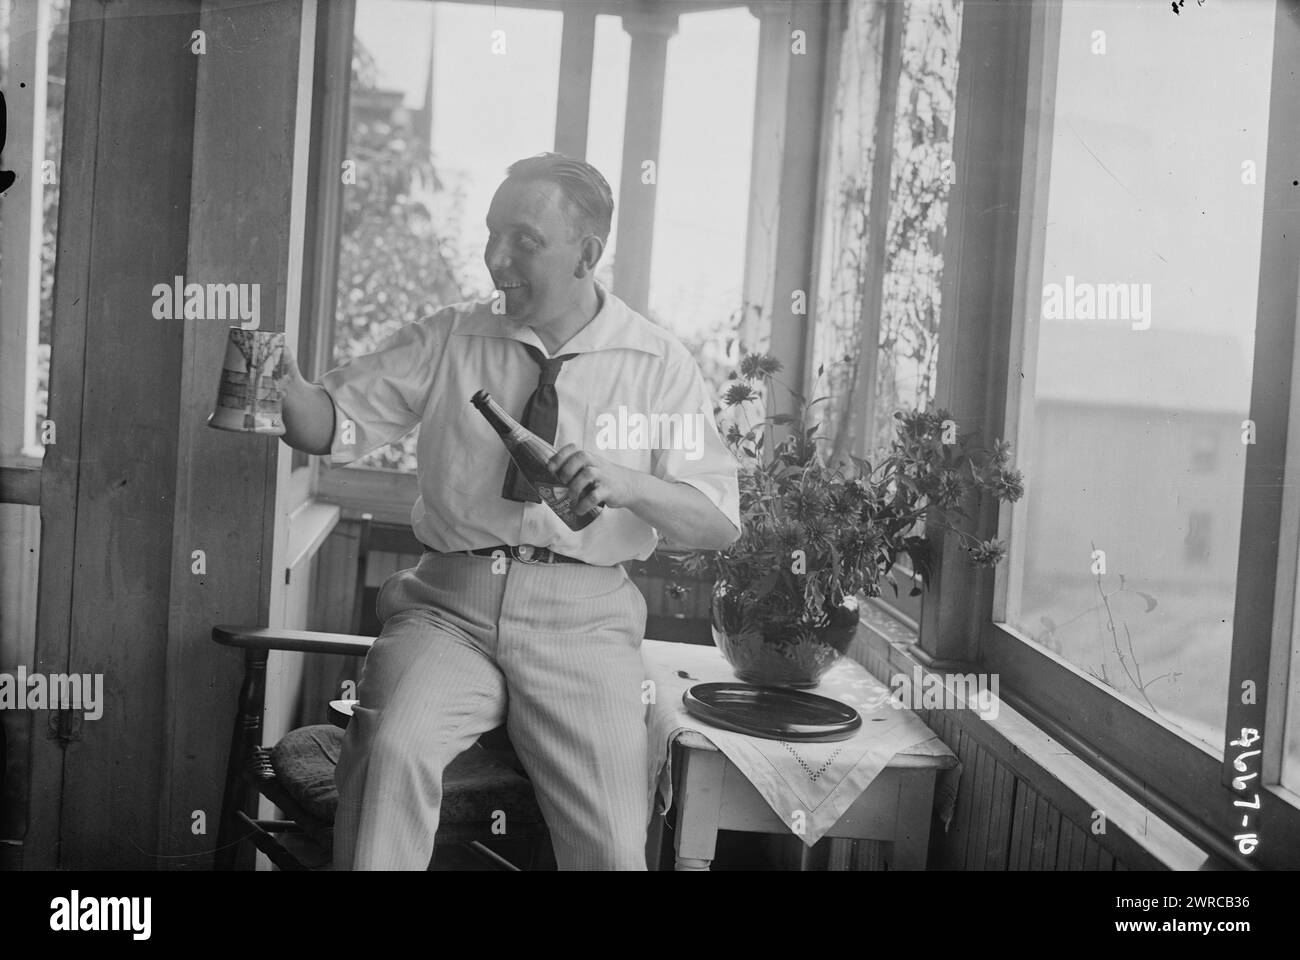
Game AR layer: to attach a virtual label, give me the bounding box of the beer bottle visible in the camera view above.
[471,390,603,531]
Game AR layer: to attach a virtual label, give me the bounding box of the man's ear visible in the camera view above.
[574,234,605,278]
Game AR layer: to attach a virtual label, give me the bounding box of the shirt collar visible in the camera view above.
[451,281,666,358]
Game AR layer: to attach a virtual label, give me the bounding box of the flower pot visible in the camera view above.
[710,581,860,688]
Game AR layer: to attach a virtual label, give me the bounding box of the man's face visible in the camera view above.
[484,178,587,327]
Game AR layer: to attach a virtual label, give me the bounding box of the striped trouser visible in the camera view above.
[332,549,650,870]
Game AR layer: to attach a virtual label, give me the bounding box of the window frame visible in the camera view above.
[815,0,960,628]
[0,0,53,497]
[932,0,1300,868]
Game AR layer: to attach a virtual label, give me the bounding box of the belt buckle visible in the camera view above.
[512,544,540,564]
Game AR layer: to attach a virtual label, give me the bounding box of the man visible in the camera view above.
[278,153,741,870]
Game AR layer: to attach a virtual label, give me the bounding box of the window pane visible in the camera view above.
[339,0,561,471]
[873,0,961,455]
[0,0,69,459]
[1003,0,1275,753]
[813,0,891,456]
[812,0,961,621]
[813,0,962,466]
[648,7,757,396]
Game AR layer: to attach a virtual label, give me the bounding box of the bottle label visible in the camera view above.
[533,483,591,530]
[515,476,596,531]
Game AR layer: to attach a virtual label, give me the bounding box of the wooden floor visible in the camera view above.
[430,839,543,871]
[435,828,780,871]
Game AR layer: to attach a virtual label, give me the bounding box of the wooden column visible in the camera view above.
[612,6,677,317]
[161,0,317,868]
[765,0,832,402]
[301,0,355,382]
[25,0,201,870]
[1227,0,1300,811]
[24,0,316,869]
[554,5,596,160]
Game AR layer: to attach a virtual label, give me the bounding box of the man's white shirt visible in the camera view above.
[319,284,741,566]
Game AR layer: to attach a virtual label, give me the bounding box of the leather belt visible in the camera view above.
[463,544,586,565]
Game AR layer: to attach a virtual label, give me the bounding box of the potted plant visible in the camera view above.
[665,353,1025,688]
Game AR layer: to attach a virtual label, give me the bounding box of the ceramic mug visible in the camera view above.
[206,327,287,435]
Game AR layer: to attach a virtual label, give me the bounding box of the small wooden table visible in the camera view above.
[647,728,958,871]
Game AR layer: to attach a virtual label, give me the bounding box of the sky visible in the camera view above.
[1040,0,1274,372]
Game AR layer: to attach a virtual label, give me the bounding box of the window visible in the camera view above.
[648,7,757,395]
[812,0,963,622]
[337,0,563,472]
[872,0,961,458]
[946,0,1300,863]
[0,0,68,459]
[0,0,71,851]
[325,1,763,480]
[813,0,961,465]
[316,1,766,524]
[1000,0,1270,754]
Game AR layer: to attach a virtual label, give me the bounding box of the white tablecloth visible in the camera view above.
[642,639,960,847]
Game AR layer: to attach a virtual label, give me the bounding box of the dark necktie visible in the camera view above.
[502,343,579,502]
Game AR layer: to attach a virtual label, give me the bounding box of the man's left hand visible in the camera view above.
[548,444,643,514]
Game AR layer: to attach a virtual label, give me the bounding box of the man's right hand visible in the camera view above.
[279,345,336,456]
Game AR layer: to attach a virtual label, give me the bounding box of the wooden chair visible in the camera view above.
[212,517,551,871]
[624,551,715,646]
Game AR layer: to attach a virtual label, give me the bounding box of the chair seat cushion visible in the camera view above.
[269,725,543,829]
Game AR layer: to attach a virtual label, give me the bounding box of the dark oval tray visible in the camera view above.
[682,682,862,742]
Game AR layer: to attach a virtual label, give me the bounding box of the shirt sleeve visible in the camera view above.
[317,312,445,466]
[650,357,742,536]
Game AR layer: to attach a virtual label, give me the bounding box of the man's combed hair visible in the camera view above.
[506,152,615,244]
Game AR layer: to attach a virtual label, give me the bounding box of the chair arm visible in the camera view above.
[212,625,375,657]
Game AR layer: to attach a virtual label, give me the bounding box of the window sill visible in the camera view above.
[316,462,417,526]
[285,499,341,580]
[0,453,42,506]
[852,601,1214,871]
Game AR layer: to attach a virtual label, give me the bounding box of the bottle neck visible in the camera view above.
[473,392,519,438]
[472,390,556,459]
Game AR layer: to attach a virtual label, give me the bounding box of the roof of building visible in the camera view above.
[1032,322,1252,414]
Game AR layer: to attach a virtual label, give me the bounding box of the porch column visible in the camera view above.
[763,0,833,403]
[25,0,203,870]
[24,0,316,870]
[612,6,678,317]
[916,0,1035,667]
[554,5,596,159]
